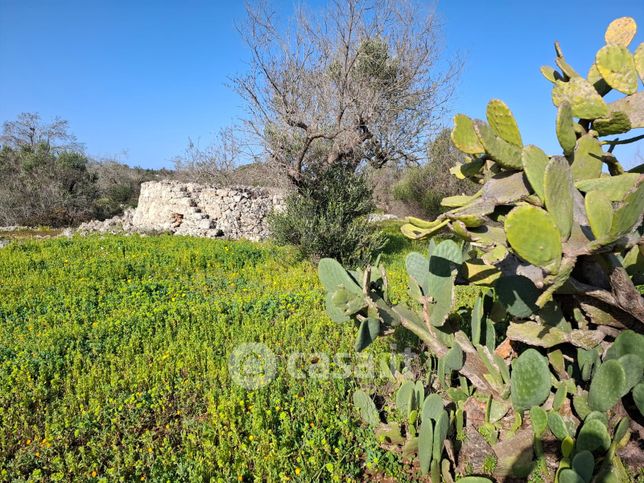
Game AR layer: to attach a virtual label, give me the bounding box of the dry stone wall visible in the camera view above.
[79,181,286,241]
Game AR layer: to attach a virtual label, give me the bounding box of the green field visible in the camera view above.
[0,232,479,481]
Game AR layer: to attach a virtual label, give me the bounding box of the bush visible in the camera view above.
[393,129,477,219]
[270,163,386,266]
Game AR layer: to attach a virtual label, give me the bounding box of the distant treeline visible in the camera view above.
[0,113,170,227]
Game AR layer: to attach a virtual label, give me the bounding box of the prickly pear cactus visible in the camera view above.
[318,16,644,482]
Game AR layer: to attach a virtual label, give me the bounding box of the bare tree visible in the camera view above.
[172,126,241,184]
[235,0,459,185]
[0,112,83,153]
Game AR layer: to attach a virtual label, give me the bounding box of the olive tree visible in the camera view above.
[235,0,459,185]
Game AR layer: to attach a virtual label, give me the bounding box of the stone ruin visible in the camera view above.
[78,181,287,241]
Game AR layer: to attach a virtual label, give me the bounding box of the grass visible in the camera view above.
[0,228,478,481]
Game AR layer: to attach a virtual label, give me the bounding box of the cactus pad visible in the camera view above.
[558,469,585,483]
[571,135,604,182]
[495,276,539,318]
[401,219,449,240]
[406,252,429,295]
[427,240,460,327]
[473,121,522,169]
[575,173,640,201]
[593,110,632,136]
[355,318,380,351]
[595,44,638,95]
[451,114,485,154]
[585,191,613,239]
[604,17,637,47]
[609,183,644,238]
[397,381,415,418]
[530,406,548,437]
[505,205,562,271]
[486,99,523,147]
[432,410,449,462]
[556,102,577,155]
[547,411,569,440]
[618,354,643,396]
[604,330,644,361]
[635,43,644,82]
[423,394,444,422]
[325,292,351,323]
[552,77,608,119]
[544,156,574,239]
[576,418,611,453]
[541,65,562,83]
[511,349,551,411]
[353,389,380,426]
[418,418,434,474]
[521,145,549,201]
[588,359,626,412]
[318,258,362,295]
[572,450,595,483]
[633,383,644,416]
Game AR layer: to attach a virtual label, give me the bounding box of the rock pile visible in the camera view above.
[78,181,287,241]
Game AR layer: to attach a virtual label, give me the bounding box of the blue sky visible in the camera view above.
[0,0,642,169]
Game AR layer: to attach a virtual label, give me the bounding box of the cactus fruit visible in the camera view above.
[353,389,380,427]
[588,360,626,412]
[576,418,611,453]
[575,172,640,201]
[604,17,637,47]
[544,156,574,239]
[571,135,604,182]
[584,191,613,239]
[418,418,434,474]
[451,114,485,154]
[473,121,522,169]
[551,77,608,119]
[504,205,562,271]
[495,276,539,318]
[521,145,550,201]
[486,99,523,147]
[556,102,577,155]
[511,349,552,411]
[595,44,638,95]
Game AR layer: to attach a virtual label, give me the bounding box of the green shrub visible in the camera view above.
[270,163,386,266]
[393,129,477,219]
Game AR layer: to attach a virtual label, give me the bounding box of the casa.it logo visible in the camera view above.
[228,342,277,390]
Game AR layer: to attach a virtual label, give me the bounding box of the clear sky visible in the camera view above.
[1,0,642,169]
